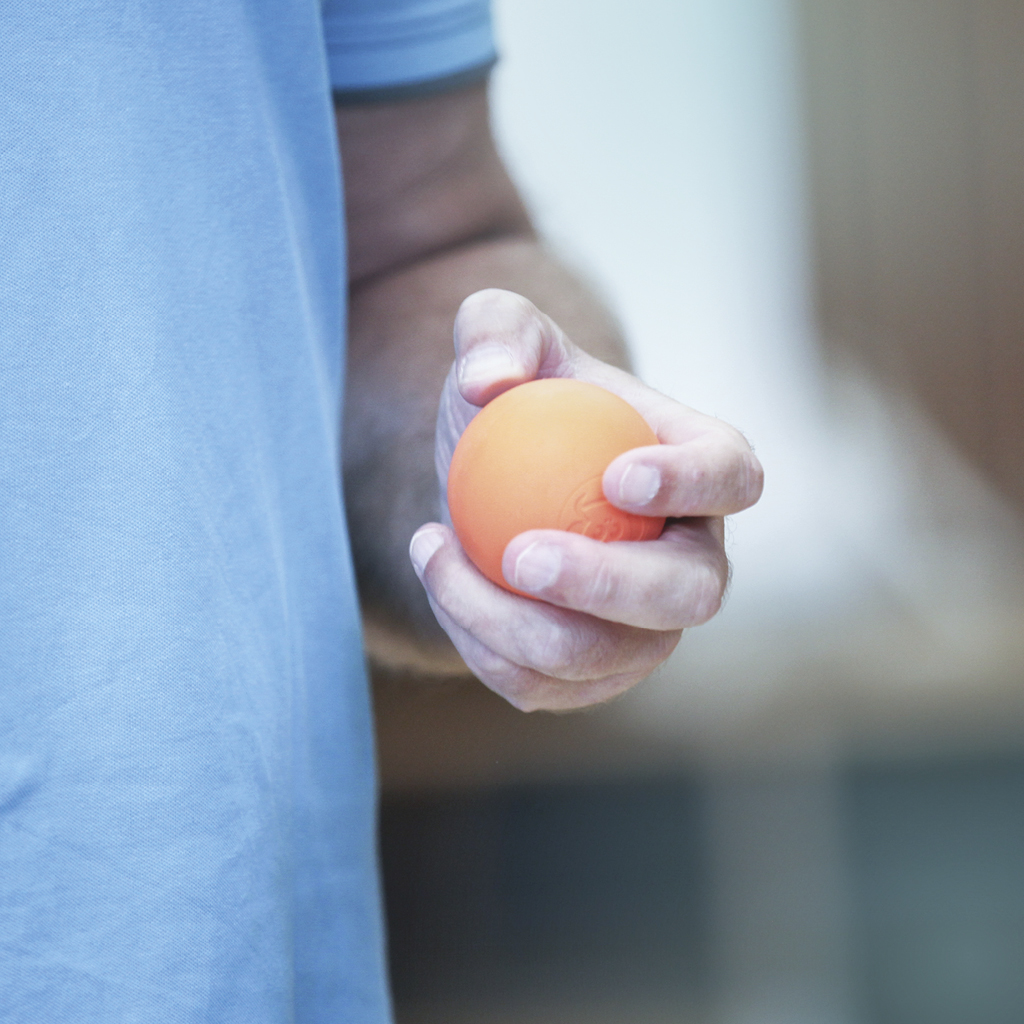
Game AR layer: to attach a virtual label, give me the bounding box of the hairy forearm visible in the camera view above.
[343,234,629,672]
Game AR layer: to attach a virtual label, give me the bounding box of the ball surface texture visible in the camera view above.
[447,378,665,593]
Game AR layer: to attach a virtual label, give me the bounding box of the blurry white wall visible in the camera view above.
[488,10,1024,1021]
[489,0,1024,754]
[490,0,839,619]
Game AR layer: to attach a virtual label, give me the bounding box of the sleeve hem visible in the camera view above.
[332,56,496,105]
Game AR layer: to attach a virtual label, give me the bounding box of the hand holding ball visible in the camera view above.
[447,378,666,594]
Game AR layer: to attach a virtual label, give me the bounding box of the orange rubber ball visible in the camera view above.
[447,377,665,594]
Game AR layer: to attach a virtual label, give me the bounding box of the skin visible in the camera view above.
[339,83,763,712]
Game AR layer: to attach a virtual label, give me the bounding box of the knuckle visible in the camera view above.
[686,562,726,625]
[580,555,619,612]
[511,692,549,713]
[424,556,458,611]
[523,617,578,678]
[646,629,684,667]
[681,461,711,497]
[497,674,555,713]
[717,426,763,505]
[742,450,765,504]
[505,690,538,713]
[515,608,608,682]
[467,646,525,691]
[714,419,751,456]
[474,645,515,679]
[675,455,726,511]
[685,428,762,509]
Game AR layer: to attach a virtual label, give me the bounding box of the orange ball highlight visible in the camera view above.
[447,378,665,594]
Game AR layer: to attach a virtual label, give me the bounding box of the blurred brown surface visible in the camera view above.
[373,602,1024,791]
[799,0,1024,509]
[371,667,695,794]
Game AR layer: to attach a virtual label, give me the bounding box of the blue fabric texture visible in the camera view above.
[324,0,496,91]
[0,1,493,1021]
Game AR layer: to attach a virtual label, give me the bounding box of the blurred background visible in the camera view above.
[372,1,1024,1021]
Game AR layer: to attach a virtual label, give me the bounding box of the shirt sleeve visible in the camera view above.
[323,0,497,101]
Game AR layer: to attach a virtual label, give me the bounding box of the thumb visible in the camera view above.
[453,289,580,406]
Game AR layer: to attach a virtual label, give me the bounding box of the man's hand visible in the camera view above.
[409,289,763,712]
[338,85,762,696]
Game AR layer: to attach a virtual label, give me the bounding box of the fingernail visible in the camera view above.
[409,528,445,575]
[513,541,562,593]
[618,463,661,507]
[458,344,522,391]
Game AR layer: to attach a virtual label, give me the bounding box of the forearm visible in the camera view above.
[343,234,629,671]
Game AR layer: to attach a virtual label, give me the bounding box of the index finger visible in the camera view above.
[603,422,764,519]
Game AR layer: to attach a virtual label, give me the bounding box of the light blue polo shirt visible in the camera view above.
[0,2,494,1021]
